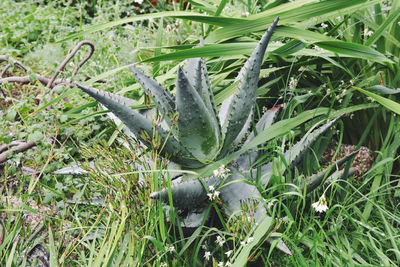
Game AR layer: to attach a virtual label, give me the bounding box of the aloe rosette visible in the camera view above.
[75,18,354,254]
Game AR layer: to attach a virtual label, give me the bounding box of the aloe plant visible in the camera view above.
[75,18,353,254]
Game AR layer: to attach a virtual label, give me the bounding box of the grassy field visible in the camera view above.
[1,0,399,266]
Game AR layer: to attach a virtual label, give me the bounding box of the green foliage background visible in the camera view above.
[0,0,399,266]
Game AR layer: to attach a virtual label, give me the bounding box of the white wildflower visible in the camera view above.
[166,245,175,253]
[215,235,225,246]
[218,262,224,267]
[175,20,182,26]
[208,185,215,192]
[241,237,254,245]
[160,263,167,267]
[207,190,220,201]
[312,194,329,213]
[134,0,144,4]
[313,46,324,52]
[166,24,173,32]
[204,251,211,260]
[288,77,298,90]
[320,22,328,28]
[213,165,230,178]
[225,250,233,257]
[363,28,373,37]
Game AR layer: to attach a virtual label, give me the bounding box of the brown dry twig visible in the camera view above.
[0,141,36,164]
[46,40,95,88]
[0,55,30,76]
[0,40,95,89]
[0,41,95,165]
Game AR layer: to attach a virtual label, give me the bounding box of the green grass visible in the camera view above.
[1,0,399,266]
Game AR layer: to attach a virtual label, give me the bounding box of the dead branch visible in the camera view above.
[0,40,95,90]
[0,141,36,164]
[47,40,95,88]
[0,41,95,165]
[0,75,69,88]
[0,55,30,76]
[0,140,26,153]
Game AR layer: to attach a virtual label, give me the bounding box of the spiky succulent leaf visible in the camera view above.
[324,167,356,185]
[76,84,204,168]
[231,107,254,150]
[244,105,283,146]
[219,170,264,219]
[220,170,292,255]
[176,68,221,163]
[219,18,279,157]
[130,66,175,118]
[184,58,215,112]
[180,208,208,228]
[284,118,340,166]
[150,176,221,209]
[268,236,293,255]
[233,151,259,173]
[300,151,358,193]
[184,57,221,139]
[258,117,339,185]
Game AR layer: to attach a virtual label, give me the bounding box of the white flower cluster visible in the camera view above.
[363,28,373,37]
[215,235,225,247]
[240,237,254,245]
[204,240,233,266]
[207,185,220,201]
[336,88,347,103]
[312,194,329,213]
[134,0,143,4]
[313,46,324,52]
[288,77,298,90]
[166,245,175,253]
[213,165,230,178]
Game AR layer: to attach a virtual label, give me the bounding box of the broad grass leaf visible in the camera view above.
[315,41,392,63]
[355,87,400,115]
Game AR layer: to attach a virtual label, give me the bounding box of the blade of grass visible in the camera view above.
[315,41,392,63]
[206,0,376,42]
[354,87,400,114]
[231,216,273,267]
[5,235,18,267]
[56,11,245,42]
[365,9,400,46]
[48,226,57,267]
